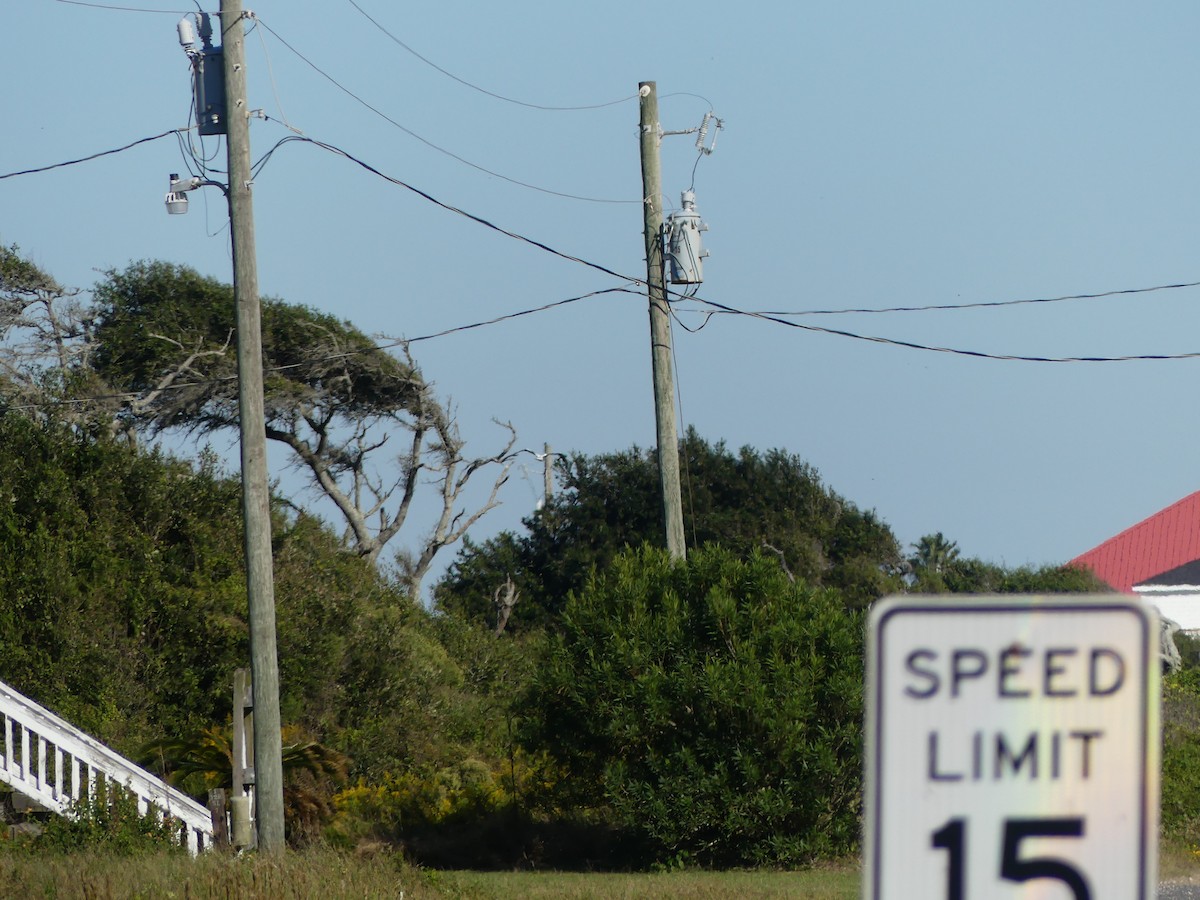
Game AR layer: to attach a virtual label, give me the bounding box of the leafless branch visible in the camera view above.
[493,576,520,636]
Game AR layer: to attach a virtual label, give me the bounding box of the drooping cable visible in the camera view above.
[682,293,1200,363]
[345,0,638,112]
[400,286,639,344]
[0,285,639,415]
[8,123,1199,367]
[256,19,638,205]
[52,0,192,12]
[708,280,1200,317]
[280,134,642,283]
[259,133,1200,364]
[0,129,183,180]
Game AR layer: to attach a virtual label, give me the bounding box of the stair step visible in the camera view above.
[0,681,215,854]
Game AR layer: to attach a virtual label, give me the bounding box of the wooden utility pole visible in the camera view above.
[638,81,686,560]
[542,443,554,506]
[221,0,285,852]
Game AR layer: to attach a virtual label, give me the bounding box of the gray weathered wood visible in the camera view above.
[639,81,686,561]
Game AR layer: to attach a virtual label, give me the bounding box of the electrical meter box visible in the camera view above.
[194,49,226,136]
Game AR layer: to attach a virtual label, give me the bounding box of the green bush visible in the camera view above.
[1162,668,1200,848]
[435,433,903,632]
[525,545,865,868]
[34,783,185,855]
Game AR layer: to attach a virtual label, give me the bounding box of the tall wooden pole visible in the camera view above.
[543,443,554,506]
[639,81,686,560]
[221,0,285,852]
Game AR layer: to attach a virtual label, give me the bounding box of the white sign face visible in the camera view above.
[863,595,1159,900]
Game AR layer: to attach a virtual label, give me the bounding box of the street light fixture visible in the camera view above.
[165,173,226,215]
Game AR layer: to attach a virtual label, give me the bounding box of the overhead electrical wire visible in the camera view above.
[0,286,639,416]
[695,280,1200,318]
[255,19,637,205]
[13,262,1200,421]
[253,16,303,135]
[344,0,638,111]
[255,132,1200,365]
[400,286,640,344]
[275,133,640,283]
[6,124,1199,367]
[51,0,192,12]
[674,294,1200,363]
[0,129,184,180]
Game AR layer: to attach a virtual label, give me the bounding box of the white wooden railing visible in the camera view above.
[0,680,214,854]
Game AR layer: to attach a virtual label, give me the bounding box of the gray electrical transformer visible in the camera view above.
[194,48,226,136]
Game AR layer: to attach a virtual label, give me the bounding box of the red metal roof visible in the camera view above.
[1070,490,1200,593]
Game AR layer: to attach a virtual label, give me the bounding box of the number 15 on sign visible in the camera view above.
[862,595,1159,899]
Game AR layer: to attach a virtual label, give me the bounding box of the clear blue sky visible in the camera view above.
[5,1,1200,590]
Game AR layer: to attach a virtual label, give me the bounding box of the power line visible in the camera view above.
[6,122,1195,367]
[281,134,641,283]
[51,0,192,12]
[7,268,1200,422]
[0,285,639,414]
[256,19,638,205]
[662,92,716,109]
[253,16,303,136]
[0,123,642,294]
[677,294,1200,363]
[703,280,1200,317]
[0,129,184,180]
[401,286,640,343]
[269,134,1200,364]
[345,0,638,112]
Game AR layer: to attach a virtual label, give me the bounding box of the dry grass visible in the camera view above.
[433,867,858,899]
[0,848,416,900]
[0,848,858,899]
[1160,840,1200,883]
[12,845,1200,897]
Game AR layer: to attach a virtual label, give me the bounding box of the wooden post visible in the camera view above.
[221,0,285,852]
[231,666,255,849]
[638,81,686,560]
[207,788,230,849]
[232,668,254,804]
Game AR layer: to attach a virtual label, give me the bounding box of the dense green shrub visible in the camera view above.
[33,783,184,855]
[1162,668,1200,847]
[0,412,489,797]
[525,546,865,868]
[0,415,248,746]
[436,432,903,632]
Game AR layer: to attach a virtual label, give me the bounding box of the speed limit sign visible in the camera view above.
[863,595,1159,899]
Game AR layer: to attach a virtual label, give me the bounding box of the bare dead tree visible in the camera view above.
[0,245,105,428]
[267,350,518,598]
[762,541,796,584]
[87,260,518,599]
[492,575,520,636]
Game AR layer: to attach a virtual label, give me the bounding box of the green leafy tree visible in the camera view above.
[141,723,350,844]
[436,430,903,630]
[905,532,1105,594]
[141,724,349,795]
[0,243,108,426]
[0,410,469,777]
[908,532,960,575]
[524,546,865,868]
[0,412,249,744]
[89,260,516,597]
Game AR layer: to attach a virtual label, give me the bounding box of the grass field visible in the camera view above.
[0,848,857,899]
[1,845,1195,898]
[434,867,858,899]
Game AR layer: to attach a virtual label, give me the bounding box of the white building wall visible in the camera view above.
[1134,586,1200,632]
